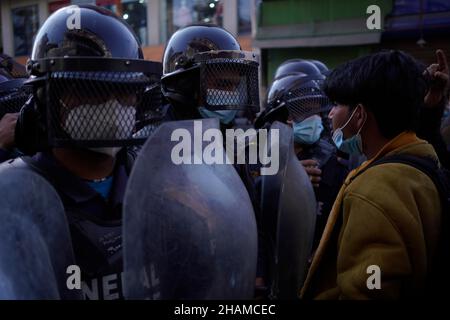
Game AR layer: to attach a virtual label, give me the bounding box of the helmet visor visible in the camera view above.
[41,58,163,148]
[196,51,260,112]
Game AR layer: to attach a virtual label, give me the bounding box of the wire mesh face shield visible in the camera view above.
[162,51,260,113]
[284,85,332,123]
[0,79,32,119]
[267,75,332,123]
[30,57,163,148]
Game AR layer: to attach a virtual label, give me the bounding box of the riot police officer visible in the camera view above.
[3,5,162,299]
[256,62,349,251]
[160,24,267,293]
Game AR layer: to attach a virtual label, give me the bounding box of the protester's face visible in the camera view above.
[329,103,368,143]
[328,104,359,138]
[329,104,348,131]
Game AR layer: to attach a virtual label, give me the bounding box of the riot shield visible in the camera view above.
[123,118,258,299]
[260,121,317,299]
[0,167,81,299]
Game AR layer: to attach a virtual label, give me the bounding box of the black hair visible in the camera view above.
[323,50,428,139]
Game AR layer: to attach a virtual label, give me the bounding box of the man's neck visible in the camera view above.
[362,132,390,160]
[52,148,115,180]
[358,113,391,160]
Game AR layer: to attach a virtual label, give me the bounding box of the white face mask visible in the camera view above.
[62,99,136,156]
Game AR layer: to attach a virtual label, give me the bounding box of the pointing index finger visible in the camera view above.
[436,49,449,73]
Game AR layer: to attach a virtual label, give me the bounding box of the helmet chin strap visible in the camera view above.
[162,88,200,118]
[88,147,122,158]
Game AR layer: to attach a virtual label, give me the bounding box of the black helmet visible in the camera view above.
[16,5,162,154]
[273,59,322,80]
[31,5,143,60]
[161,24,259,119]
[309,60,329,76]
[0,78,32,120]
[0,54,30,118]
[255,73,331,128]
[0,54,28,79]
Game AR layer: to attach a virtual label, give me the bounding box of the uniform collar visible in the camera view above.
[31,151,128,206]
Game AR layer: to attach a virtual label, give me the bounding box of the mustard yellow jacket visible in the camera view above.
[301,132,442,299]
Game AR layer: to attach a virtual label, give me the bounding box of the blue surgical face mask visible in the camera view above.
[293,115,324,145]
[444,106,450,119]
[332,106,366,156]
[198,107,238,125]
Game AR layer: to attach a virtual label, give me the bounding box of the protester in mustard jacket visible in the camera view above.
[301,50,447,299]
